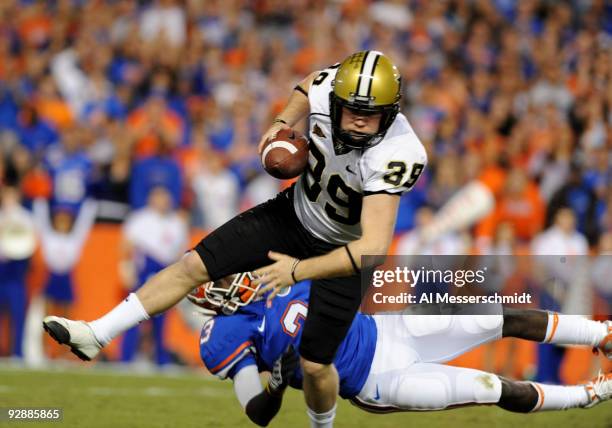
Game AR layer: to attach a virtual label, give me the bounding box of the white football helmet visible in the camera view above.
[188,272,260,315]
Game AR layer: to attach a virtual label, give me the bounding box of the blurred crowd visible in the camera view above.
[0,0,611,366]
[0,0,610,235]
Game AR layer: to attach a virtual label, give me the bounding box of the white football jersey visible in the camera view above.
[293,66,428,245]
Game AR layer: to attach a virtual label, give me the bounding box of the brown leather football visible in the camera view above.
[261,129,309,179]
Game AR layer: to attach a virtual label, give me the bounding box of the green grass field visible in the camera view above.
[0,365,610,427]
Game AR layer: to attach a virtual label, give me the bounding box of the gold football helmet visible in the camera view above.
[330,50,401,150]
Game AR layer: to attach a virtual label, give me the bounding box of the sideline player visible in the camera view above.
[43,50,427,427]
[192,273,612,426]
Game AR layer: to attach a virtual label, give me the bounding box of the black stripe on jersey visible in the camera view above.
[355,51,369,98]
[363,190,403,197]
[366,54,381,97]
[294,85,308,97]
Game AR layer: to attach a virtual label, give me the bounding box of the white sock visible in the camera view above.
[542,313,608,347]
[529,382,589,411]
[306,404,336,428]
[88,293,150,346]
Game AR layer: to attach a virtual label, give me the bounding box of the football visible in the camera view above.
[261,128,309,179]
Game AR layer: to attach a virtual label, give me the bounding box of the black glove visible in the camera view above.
[267,345,300,395]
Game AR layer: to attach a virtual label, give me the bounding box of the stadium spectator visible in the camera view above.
[128,134,182,210]
[13,102,59,157]
[44,125,93,211]
[531,208,589,384]
[188,132,240,230]
[397,206,469,255]
[0,185,35,358]
[139,0,186,48]
[119,185,188,366]
[126,94,183,159]
[34,76,74,131]
[476,168,546,245]
[592,232,612,317]
[547,163,600,245]
[599,189,612,233]
[33,198,97,322]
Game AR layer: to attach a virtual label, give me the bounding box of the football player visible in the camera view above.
[43,51,427,428]
[193,273,612,427]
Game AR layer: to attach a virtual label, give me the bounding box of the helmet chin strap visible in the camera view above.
[344,131,375,147]
[346,130,373,138]
[336,128,382,150]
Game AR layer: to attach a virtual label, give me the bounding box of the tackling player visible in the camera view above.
[43,51,427,427]
[193,273,612,426]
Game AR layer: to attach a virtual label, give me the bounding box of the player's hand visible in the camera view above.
[267,345,300,395]
[258,121,290,155]
[254,251,299,305]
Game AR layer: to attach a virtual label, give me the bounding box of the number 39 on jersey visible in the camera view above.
[292,65,428,245]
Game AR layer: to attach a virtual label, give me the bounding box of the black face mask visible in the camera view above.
[329,92,399,153]
[334,130,379,155]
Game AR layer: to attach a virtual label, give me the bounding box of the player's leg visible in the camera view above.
[7,280,27,358]
[299,275,363,428]
[499,373,612,411]
[393,309,505,364]
[301,359,339,428]
[353,363,611,412]
[43,250,209,360]
[355,363,503,411]
[43,188,312,361]
[397,306,611,364]
[90,255,207,342]
[502,307,612,357]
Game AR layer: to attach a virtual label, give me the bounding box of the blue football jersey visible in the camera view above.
[45,148,93,209]
[199,281,377,398]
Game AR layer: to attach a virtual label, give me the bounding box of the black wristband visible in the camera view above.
[273,118,287,125]
[290,259,301,283]
[294,85,308,97]
[345,245,360,274]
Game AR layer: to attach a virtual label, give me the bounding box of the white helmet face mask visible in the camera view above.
[203,272,260,315]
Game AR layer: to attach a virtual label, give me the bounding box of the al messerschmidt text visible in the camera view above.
[372,292,532,305]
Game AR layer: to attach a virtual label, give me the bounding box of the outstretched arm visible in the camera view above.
[257,71,318,154]
[32,198,52,235]
[72,199,98,247]
[234,347,300,427]
[240,369,283,427]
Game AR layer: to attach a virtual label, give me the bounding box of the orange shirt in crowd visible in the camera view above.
[293,46,320,76]
[478,165,507,198]
[126,108,182,158]
[476,180,545,241]
[18,13,52,47]
[35,98,74,130]
[176,145,200,182]
[224,48,247,68]
[20,168,52,200]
